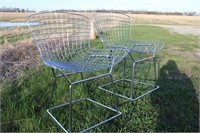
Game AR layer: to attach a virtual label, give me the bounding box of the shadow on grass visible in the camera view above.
[151,60,199,132]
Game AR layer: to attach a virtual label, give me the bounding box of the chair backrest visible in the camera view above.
[27,12,91,62]
[94,12,131,49]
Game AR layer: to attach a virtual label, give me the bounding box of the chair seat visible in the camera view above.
[129,40,164,53]
[43,49,127,72]
[108,40,164,53]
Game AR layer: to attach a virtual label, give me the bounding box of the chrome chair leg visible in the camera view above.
[109,74,118,111]
[46,69,122,132]
[94,12,163,102]
[99,57,159,102]
[153,57,157,82]
[28,12,127,132]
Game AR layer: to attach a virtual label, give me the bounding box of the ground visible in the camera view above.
[135,24,200,36]
[0,12,199,132]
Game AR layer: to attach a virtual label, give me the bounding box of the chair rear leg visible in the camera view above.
[109,74,118,112]
[153,57,157,83]
[50,68,57,106]
[69,84,73,132]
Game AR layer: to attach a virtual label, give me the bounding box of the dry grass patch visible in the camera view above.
[0,40,41,80]
[0,27,29,36]
[167,46,199,61]
[0,12,33,22]
[128,14,200,26]
[194,49,200,57]
[0,12,93,22]
[1,12,199,26]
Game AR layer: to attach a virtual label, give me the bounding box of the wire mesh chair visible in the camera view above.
[94,12,164,101]
[27,12,127,132]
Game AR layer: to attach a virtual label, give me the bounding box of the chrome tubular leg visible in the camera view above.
[80,72,89,109]
[51,68,57,79]
[109,74,118,112]
[80,73,86,97]
[69,84,72,132]
[50,68,57,106]
[123,57,126,87]
[131,62,136,100]
[153,57,157,83]
[51,68,57,86]
[130,62,136,109]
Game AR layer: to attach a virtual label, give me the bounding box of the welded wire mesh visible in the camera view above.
[27,12,90,61]
[27,12,127,72]
[127,40,164,53]
[94,12,164,53]
[94,13,132,49]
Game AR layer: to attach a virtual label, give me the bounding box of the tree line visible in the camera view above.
[54,9,199,16]
[0,7,35,12]
[0,7,199,16]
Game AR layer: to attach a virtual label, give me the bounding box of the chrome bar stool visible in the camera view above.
[94,12,164,101]
[27,12,127,132]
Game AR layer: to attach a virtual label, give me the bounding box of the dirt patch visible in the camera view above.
[166,46,199,61]
[181,51,199,60]
[168,46,182,51]
[157,25,200,36]
[0,41,41,80]
[194,49,200,58]
[134,24,200,36]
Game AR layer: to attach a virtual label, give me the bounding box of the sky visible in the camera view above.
[1,0,200,13]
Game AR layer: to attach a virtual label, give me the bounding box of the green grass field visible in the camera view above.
[1,25,199,132]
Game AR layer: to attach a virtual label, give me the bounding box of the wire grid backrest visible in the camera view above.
[94,12,131,49]
[27,12,91,62]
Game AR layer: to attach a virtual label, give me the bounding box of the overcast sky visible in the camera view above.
[2,0,200,12]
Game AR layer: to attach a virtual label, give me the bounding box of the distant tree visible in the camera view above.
[21,8,25,12]
[16,8,20,12]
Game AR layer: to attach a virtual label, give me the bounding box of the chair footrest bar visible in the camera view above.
[47,98,121,133]
[98,79,159,101]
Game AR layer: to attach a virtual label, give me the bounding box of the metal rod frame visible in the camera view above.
[47,68,122,133]
[111,54,158,101]
[94,12,162,101]
[27,12,127,132]
[99,49,159,101]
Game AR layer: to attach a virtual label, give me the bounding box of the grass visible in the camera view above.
[1,25,199,132]
[0,31,31,46]
[0,27,31,47]
[0,12,33,22]
[1,12,200,26]
[128,14,200,26]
